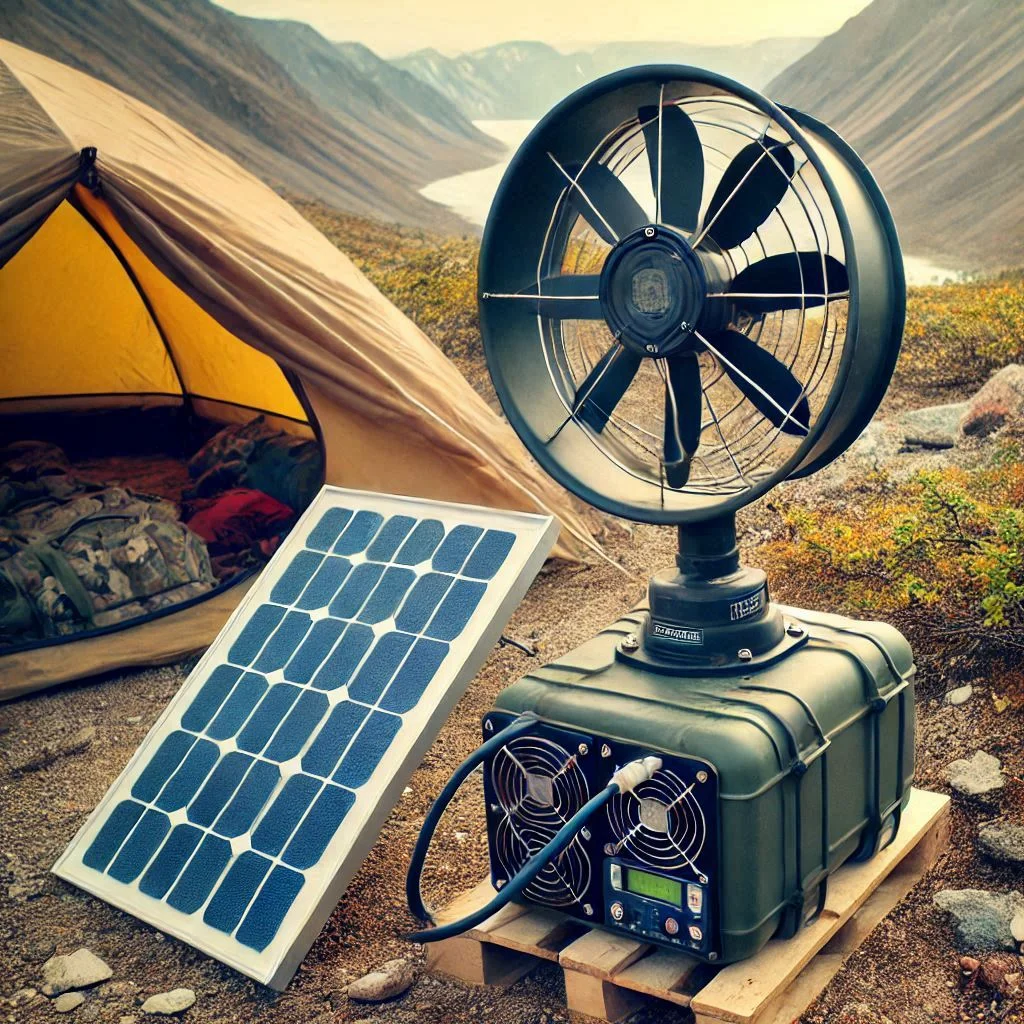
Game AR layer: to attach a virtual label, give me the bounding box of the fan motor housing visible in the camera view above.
[482,602,914,964]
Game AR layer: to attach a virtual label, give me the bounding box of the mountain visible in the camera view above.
[236,18,501,180]
[394,37,819,120]
[768,0,1023,269]
[0,0,497,232]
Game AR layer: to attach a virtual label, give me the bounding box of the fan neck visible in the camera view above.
[636,513,787,666]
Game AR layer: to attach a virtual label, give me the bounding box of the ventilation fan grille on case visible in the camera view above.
[490,736,591,907]
[606,766,707,872]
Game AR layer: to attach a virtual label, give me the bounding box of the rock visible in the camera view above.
[54,992,86,1013]
[11,726,96,773]
[979,954,1023,995]
[960,364,1024,437]
[934,889,1024,951]
[898,402,967,448]
[945,684,973,706]
[945,750,1004,803]
[140,989,195,1015]
[1013,911,1024,943]
[979,822,1024,865]
[125,715,143,725]
[41,949,113,996]
[347,959,415,1002]
[119,1017,138,1024]
[8,989,38,1007]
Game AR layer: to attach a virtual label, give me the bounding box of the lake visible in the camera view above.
[421,119,966,286]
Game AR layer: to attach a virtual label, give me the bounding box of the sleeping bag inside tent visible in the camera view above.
[1,186,325,658]
[0,39,594,699]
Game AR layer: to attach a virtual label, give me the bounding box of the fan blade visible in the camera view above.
[703,139,795,250]
[731,253,849,314]
[663,352,703,488]
[701,329,810,435]
[639,104,703,232]
[535,275,604,320]
[573,344,642,432]
[564,161,647,244]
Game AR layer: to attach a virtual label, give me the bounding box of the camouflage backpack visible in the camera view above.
[0,487,216,646]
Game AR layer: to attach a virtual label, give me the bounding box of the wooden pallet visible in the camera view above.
[427,788,950,1023]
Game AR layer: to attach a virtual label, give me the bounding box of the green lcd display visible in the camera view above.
[624,867,682,906]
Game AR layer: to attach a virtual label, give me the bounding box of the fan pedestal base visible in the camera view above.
[631,514,788,667]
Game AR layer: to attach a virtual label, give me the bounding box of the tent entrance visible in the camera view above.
[1,193,324,655]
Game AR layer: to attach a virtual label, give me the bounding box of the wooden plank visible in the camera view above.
[559,927,651,979]
[426,933,537,988]
[487,907,583,961]
[564,970,646,1023]
[754,809,952,1024]
[614,948,700,1006]
[690,789,950,1024]
[432,878,531,939]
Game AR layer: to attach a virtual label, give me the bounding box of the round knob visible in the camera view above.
[664,916,679,936]
[610,901,625,922]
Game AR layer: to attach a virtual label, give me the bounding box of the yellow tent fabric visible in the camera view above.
[0,40,596,697]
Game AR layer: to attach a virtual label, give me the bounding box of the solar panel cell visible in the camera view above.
[366,514,417,560]
[251,775,322,857]
[56,488,557,989]
[431,523,483,572]
[181,666,242,731]
[207,673,267,739]
[107,808,169,883]
[235,866,305,951]
[229,604,286,664]
[333,711,402,789]
[332,509,383,555]
[139,824,203,899]
[237,683,302,754]
[281,784,354,869]
[283,618,346,684]
[166,834,231,914]
[203,851,272,934]
[212,760,280,838]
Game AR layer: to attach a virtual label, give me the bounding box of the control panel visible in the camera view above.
[603,858,711,955]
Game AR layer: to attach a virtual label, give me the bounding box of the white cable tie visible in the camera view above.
[611,756,663,793]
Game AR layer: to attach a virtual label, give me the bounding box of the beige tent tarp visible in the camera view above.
[0,40,595,698]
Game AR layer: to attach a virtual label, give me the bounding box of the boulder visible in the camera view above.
[945,750,1004,804]
[41,949,112,996]
[934,889,1024,951]
[347,959,415,1002]
[898,402,967,447]
[960,364,1024,437]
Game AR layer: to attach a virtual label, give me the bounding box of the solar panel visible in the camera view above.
[53,486,558,989]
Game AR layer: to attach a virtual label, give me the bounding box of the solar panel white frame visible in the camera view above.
[54,486,558,989]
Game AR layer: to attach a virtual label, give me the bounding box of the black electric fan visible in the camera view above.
[407,66,911,966]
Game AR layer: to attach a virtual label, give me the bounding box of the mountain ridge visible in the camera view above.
[768,0,1023,268]
[393,37,819,119]
[0,0,497,232]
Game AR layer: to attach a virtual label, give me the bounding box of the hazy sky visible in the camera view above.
[216,0,873,57]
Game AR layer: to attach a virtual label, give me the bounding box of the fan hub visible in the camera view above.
[599,226,706,358]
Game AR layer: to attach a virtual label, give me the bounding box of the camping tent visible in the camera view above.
[0,40,594,699]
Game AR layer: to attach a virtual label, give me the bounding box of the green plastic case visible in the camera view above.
[491,601,915,962]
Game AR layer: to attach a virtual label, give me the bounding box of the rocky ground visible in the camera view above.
[1,367,1023,1024]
